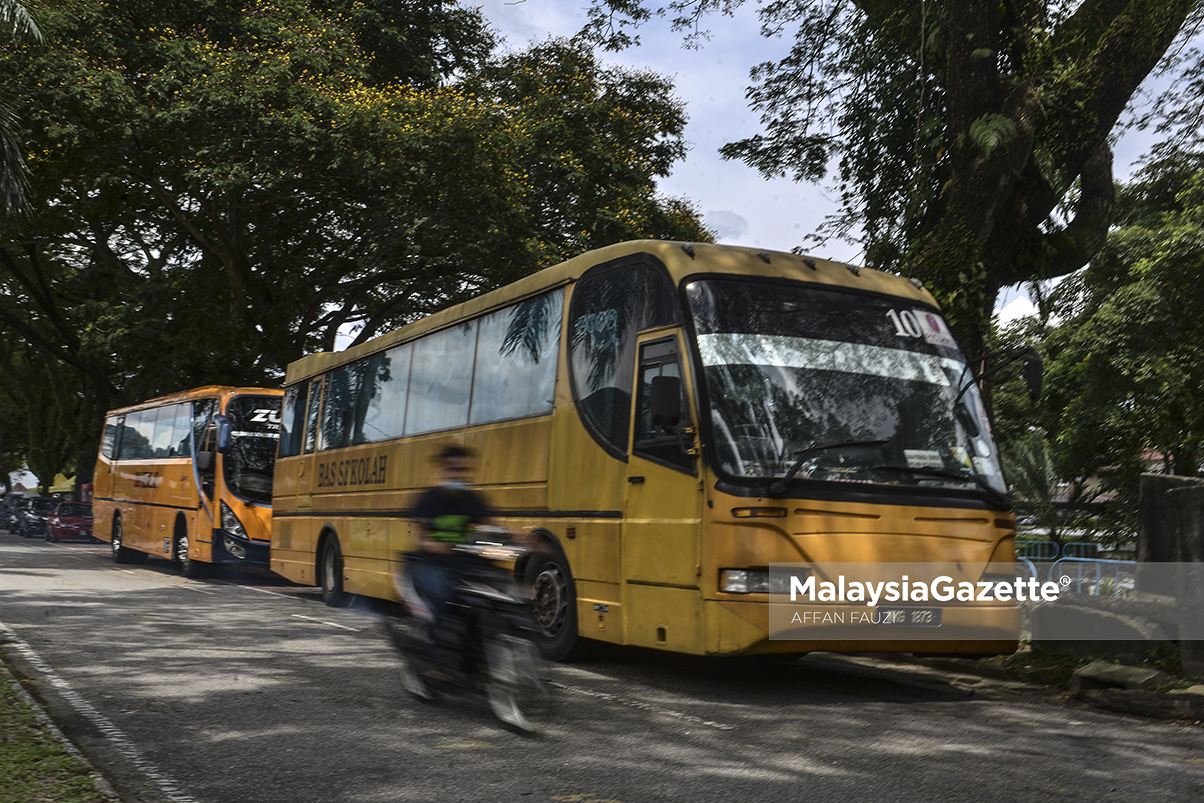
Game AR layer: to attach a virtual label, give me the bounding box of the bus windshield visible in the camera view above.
[686,279,1006,497]
[224,396,282,504]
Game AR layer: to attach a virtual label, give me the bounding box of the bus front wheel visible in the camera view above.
[320,535,352,608]
[174,526,204,579]
[526,541,586,662]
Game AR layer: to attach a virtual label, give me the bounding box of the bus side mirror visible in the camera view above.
[649,375,682,431]
[214,415,232,453]
[956,345,1044,406]
[196,450,214,472]
[1022,348,1043,402]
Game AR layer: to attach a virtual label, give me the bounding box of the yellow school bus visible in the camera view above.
[271,241,1021,659]
[93,386,283,576]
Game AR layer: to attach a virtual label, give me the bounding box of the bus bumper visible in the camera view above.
[211,529,270,566]
[708,598,1021,657]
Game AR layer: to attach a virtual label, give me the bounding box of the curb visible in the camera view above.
[1075,687,1204,724]
[861,652,1204,725]
[1,660,121,802]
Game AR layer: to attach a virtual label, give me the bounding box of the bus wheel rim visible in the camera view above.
[323,546,337,592]
[532,564,567,636]
[176,535,189,565]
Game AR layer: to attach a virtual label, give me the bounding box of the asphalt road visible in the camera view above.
[2,529,1204,803]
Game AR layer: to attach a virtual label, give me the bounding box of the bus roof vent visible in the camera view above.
[844,263,861,277]
[802,257,817,270]
[909,277,924,290]
[681,243,696,259]
[758,251,772,264]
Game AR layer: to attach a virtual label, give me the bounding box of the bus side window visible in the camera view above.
[278,383,309,458]
[568,257,680,460]
[101,416,122,459]
[303,378,323,455]
[119,411,154,460]
[633,339,694,473]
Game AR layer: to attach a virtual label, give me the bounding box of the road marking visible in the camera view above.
[0,620,200,803]
[550,679,735,731]
[290,614,361,632]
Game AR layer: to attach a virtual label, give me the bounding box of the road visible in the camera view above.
[2,529,1203,803]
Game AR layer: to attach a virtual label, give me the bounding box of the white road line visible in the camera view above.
[0,621,201,803]
[290,614,362,632]
[550,679,736,731]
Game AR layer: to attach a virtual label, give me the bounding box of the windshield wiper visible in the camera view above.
[870,464,1011,509]
[767,438,890,497]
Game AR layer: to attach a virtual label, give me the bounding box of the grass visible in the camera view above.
[0,667,109,803]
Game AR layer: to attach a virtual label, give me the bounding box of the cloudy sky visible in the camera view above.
[476,0,1180,323]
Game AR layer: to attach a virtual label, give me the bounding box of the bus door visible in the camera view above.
[622,333,705,650]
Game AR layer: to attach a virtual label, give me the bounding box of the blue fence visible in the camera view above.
[1016,540,1101,560]
[1047,557,1136,598]
[1016,540,1060,560]
[1015,541,1134,597]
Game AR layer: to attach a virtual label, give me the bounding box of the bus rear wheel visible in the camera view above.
[111,517,145,564]
[526,543,585,662]
[320,535,352,608]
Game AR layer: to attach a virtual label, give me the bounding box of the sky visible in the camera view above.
[475,0,1181,324]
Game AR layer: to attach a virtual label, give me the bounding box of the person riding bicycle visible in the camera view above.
[406,445,501,680]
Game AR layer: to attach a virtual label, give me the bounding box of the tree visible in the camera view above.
[1045,156,1204,479]
[1000,429,1106,547]
[468,40,710,267]
[0,1,709,481]
[994,155,1204,543]
[583,0,1204,357]
[0,0,41,216]
[0,338,93,489]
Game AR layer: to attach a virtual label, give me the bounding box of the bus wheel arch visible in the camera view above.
[173,515,204,578]
[318,528,352,608]
[524,529,588,661]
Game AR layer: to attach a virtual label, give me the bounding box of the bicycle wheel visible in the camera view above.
[485,634,552,732]
[384,617,436,702]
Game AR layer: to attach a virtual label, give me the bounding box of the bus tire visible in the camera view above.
[319,534,352,608]
[525,535,588,662]
[111,516,146,564]
[174,522,204,579]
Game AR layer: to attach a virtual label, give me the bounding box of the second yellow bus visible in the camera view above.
[93,386,283,576]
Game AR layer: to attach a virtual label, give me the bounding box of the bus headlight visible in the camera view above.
[721,569,753,594]
[720,568,811,594]
[220,501,246,539]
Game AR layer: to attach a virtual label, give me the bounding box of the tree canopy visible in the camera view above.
[584,0,1204,356]
[0,0,41,216]
[0,0,710,483]
[990,153,1204,542]
[1043,155,1204,480]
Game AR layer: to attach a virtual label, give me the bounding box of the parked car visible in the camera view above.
[46,501,93,542]
[9,497,33,535]
[16,497,56,538]
[0,503,11,530]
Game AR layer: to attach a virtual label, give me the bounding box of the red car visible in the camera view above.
[46,501,93,542]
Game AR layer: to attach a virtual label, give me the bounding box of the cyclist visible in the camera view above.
[406,445,500,680]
